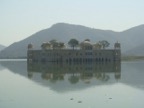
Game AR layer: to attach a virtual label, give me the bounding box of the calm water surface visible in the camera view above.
[0,60,144,108]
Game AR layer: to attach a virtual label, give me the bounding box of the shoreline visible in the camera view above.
[122,56,144,61]
[1,56,144,62]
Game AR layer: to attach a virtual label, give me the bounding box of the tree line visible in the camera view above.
[41,39,110,50]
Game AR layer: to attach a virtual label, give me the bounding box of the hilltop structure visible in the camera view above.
[27,39,121,63]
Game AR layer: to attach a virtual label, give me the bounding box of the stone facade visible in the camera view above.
[27,42,121,63]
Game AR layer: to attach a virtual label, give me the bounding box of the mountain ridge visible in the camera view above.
[0,23,144,58]
[0,44,6,52]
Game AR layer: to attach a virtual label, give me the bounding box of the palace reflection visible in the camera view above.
[27,61,121,84]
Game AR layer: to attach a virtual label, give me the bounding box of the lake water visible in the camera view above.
[0,60,144,108]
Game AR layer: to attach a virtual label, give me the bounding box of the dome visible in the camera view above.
[80,40,93,50]
[81,40,92,46]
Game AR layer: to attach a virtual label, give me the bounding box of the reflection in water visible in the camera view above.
[0,60,121,92]
[2,61,144,108]
[1,60,144,93]
[27,62,121,84]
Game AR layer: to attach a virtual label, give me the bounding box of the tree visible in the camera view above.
[68,39,79,50]
[58,42,65,49]
[49,39,65,49]
[93,42,102,49]
[41,42,51,50]
[49,39,58,49]
[99,40,110,49]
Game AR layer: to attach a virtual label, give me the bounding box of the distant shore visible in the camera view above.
[1,56,144,61]
[122,56,144,61]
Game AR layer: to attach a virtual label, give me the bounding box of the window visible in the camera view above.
[85,52,92,55]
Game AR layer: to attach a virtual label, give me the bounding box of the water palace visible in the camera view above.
[27,39,121,63]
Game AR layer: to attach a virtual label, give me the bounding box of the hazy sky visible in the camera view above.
[1,0,144,46]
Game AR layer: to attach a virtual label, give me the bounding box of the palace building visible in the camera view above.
[27,39,121,63]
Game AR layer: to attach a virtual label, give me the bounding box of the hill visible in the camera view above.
[0,23,144,58]
[0,44,6,51]
[117,24,144,54]
[0,23,118,58]
[124,44,144,56]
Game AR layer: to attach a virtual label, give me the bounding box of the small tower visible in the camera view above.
[114,42,121,61]
[28,43,33,50]
[27,43,33,63]
[114,41,120,49]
